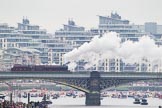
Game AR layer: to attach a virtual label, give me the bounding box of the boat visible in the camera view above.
[30,88,37,92]
[0,94,5,99]
[41,95,52,104]
[159,94,162,99]
[111,94,118,98]
[39,93,44,97]
[73,94,77,98]
[140,98,148,105]
[133,98,140,104]
[22,95,27,98]
[31,93,38,97]
[22,92,27,98]
[40,100,52,105]
[66,92,73,97]
[52,93,60,99]
[142,94,148,98]
[52,94,58,99]
[119,95,127,99]
[100,97,103,100]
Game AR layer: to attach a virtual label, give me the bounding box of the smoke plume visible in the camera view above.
[64,32,162,71]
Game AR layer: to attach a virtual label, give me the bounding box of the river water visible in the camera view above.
[6,96,162,108]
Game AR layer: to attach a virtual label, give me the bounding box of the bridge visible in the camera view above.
[0,71,162,106]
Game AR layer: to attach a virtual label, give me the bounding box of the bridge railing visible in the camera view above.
[0,71,91,79]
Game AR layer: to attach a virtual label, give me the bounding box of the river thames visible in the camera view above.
[6,96,162,108]
[49,97,162,108]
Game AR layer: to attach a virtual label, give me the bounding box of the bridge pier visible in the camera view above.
[85,71,101,106]
[85,92,100,106]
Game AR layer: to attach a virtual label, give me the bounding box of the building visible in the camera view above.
[55,20,96,48]
[17,18,74,65]
[41,38,73,65]
[137,23,162,35]
[0,18,73,66]
[157,25,162,34]
[0,23,27,49]
[137,23,162,46]
[0,47,41,71]
[1,16,162,72]
[102,58,123,72]
[98,12,145,42]
[94,13,162,72]
[145,22,157,34]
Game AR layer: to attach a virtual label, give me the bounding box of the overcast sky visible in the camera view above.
[0,0,162,33]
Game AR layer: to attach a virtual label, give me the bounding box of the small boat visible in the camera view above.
[39,93,44,97]
[40,100,52,105]
[128,95,134,98]
[22,94,27,98]
[111,94,118,98]
[159,94,162,99]
[100,97,103,100]
[73,94,77,98]
[52,94,59,99]
[118,95,127,99]
[31,94,37,97]
[22,92,27,98]
[133,98,140,104]
[66,92,73,97]
[142,95,147,98]
[52,94,58,99]
[0,94,5,99]
[140,98,148,105]
[30,88,37,92]
[41,94,52,104]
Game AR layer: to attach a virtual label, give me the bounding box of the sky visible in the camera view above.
[0,0,162,33]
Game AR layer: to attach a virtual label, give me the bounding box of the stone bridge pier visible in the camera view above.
[86,71,101,106]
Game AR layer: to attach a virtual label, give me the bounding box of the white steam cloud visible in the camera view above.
[64,32,162,71]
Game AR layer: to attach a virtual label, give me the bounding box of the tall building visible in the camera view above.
[18,18,75,65]
[137,23,162,35]
[157,25,162,34]
[97,13,143,72]
[137,23,162,46]
[41,38,73,65]
[96,13,160,72]
[0,23,29,49]
[0,18,73,66]
[55,20,95,48]
[98,12,145,42]
[145,22,157,34]
[1,16,162,72]
[102,58,123,72]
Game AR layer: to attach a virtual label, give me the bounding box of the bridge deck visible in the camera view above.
[0,71,162,79]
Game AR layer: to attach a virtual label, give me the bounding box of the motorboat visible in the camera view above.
[0,94,5,99]
[140,98,148,105]
[40,100,52,105]
[31,93,38,97]
[118,95,127,99]
[41,95,52,104]
[22,92,27,98]
[133,98,140,104]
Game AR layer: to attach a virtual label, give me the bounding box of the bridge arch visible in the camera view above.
[100,77,162,92]
[53,81,89,93]
[0,78,90,93]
